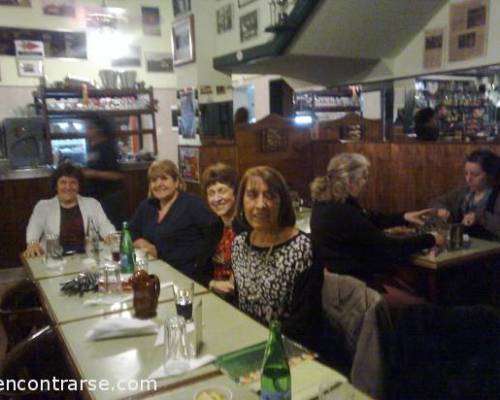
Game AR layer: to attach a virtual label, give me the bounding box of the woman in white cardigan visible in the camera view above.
[24,162,115,257]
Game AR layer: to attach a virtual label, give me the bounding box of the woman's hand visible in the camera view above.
[209,279,235,295]
[24,242,44,258]
[462,212,476,227]
[436,208,451,222]
[403,208,434,226]
[133,238,158,259]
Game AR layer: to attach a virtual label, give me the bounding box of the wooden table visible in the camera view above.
[411,237,500,303]
[412,237,500,270]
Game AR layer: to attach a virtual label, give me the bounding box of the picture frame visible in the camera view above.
[172,0,191,18]
[217,4,233,34]
[178,146,200,183]
[17,59,43,77]
[111,45,141,67]
[238,0,256,8]
[142,6,161,36]
[261,128,288,153]
[0,0,31,6]
[41,0,75,17]
[172,15,195,66]
[145,52,173,72]
[240,10,258,42]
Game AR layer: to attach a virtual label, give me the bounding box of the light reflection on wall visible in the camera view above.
[87,30,133,66]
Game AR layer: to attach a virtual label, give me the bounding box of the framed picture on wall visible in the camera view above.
[0,0,31,6]
[142,6,161,36]
[172,15,195,66]
[17,59,43,77]
[111,45,141,67]
[261,128,288,152]
[145,52,173,72]
[238,0,256,8]
[240,10,258,42]
[41,0,75,17]
[173,0,191,17]
[217,4,233,34]
[178,146,200,183]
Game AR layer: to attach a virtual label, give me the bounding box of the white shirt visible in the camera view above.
[26,195,115,246]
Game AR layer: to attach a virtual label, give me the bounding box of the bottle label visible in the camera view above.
[260,390,291,400]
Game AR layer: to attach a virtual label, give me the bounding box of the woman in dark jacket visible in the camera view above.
[129,160,217,278]
[196,163,243,295]
[310,153,446,304]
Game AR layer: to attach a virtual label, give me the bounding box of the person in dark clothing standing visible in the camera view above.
[82,113,125,230]
[310,153,446,305]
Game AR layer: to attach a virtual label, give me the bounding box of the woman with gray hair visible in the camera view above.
[310,153,446,303]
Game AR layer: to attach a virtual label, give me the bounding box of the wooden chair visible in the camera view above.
[0,326,78,399]
[0,279,49,352]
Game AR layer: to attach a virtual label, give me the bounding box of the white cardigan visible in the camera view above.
[26,195,116,245]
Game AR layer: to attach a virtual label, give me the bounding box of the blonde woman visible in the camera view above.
[310,153,446,304]
[129,160,217,277]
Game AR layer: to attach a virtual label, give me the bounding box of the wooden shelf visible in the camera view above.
[45,109,155,117]
[36,87,153,99]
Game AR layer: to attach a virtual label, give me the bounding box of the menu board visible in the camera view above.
[0,27,87,59]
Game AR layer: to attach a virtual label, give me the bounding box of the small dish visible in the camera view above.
[193,386,233,400]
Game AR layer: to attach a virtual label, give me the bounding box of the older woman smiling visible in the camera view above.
[129,160,217,278]
[24,162,115,257]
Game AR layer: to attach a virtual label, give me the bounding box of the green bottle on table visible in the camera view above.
[120,222,134,274]
[260,320,291,400]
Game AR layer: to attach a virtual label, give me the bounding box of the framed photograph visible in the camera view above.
[240,10,258,42]
[238,0,256,8]
[0,0,31,6]
[111,45,141,67]
[17,59,43,77]
[173,0,191,18]
[172,15,195,66]
[41,0,75,17]
[178,146,200,183]
[142,6,161,36]
[261,128,288,152]
[145,52,173,72]
[217,4,233,34]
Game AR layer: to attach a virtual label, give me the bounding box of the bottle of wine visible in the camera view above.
[120,221,134,274]
[260,321,291,400]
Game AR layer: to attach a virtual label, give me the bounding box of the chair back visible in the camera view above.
[0,279,49,351]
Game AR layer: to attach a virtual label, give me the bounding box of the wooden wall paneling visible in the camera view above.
[235,114,313,200]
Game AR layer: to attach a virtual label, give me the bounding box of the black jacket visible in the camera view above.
[310,197,435,284]
[194,217,245,287]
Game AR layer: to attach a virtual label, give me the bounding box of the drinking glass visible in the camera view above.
[45,234,63,266]
[99,261,122,294]
[164,316,189,371]
[448,223,464,251]
[109,232,121,263]
[173,282,194,321]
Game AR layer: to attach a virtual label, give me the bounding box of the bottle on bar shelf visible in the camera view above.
[120,221,134,274]
[260,320,291,400]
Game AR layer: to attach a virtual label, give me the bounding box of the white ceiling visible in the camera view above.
[229,0,448,87]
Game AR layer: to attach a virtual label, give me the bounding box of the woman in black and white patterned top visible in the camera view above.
[232,166,318,337]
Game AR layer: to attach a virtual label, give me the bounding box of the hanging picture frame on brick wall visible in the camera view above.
[238,0,256,8]
[217,3,233,34]
[240,10,258,42]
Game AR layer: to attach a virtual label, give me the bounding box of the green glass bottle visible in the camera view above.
[120,222,134,274]
[260,321,291,400]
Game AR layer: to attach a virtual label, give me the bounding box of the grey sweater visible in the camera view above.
[429,186,500,240]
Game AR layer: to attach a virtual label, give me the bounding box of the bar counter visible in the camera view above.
[0,162,150,267]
